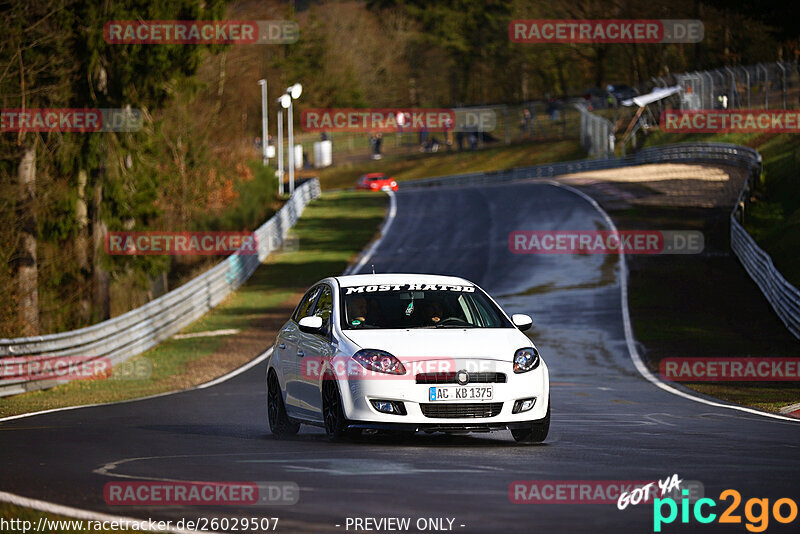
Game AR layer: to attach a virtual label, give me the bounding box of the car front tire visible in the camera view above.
[267,371,300,438]
[511,398,550,444]
[322,376,357,442]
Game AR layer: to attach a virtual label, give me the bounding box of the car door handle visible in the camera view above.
[278,343,286,350]
[296,349,305,357]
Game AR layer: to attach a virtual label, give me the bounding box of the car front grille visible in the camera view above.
[415,372,506,384]
[420,402,503,419]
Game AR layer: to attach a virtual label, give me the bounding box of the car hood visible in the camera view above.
[340,328,532,362]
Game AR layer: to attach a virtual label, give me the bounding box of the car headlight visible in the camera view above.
[352,349,406,375]
[513,347,540,373]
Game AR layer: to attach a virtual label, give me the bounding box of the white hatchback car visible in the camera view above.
[266,274,550,443]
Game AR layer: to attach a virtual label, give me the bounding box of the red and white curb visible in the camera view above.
[779,402,800,419]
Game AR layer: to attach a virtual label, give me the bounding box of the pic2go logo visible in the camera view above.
[654,489,798,532]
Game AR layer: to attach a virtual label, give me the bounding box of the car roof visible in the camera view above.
[363,172,386,179]
[334,273,474,288]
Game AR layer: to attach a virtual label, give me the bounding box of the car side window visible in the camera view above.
[313,286,333,332]
[457,295,476,325]
[470,294,500,327]
[293,286,321,322]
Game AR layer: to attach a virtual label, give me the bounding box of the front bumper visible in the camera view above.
[346,420,545,433]
[337,358,549,429]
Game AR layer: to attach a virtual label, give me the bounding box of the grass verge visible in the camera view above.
[643,131,800,286]
[604,186,800,413]
[307,139,585,190]
[0,191,387,418]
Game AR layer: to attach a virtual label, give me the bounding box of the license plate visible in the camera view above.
[428,386,493,401]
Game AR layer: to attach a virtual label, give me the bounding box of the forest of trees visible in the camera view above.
[1,0,248,336]
[1,0,797,337]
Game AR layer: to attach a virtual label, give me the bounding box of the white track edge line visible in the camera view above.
[0,348,273,423]
[0,490,220,534]
[548,180,800,423]
[0,348,273,526]
[344,190,396,275]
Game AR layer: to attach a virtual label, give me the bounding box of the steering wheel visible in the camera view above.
[437,317,470,326]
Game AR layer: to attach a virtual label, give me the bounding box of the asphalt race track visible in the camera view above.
[2,181,800,533]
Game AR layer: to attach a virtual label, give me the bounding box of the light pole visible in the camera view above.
[276,94,291,196]
[285,83,302,196]
[257,80,268,166]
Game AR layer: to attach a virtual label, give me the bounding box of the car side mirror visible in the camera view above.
[298,315,324,334]
[512,314,533,332]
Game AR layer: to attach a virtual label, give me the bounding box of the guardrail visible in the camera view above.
[730,177,800,339]
[400,142,800,340]
[0,178,321,396]
[575,103,615,158]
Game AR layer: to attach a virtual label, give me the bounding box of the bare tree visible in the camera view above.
[16,143,38,335]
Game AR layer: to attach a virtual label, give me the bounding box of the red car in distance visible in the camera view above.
[356,172,398,192]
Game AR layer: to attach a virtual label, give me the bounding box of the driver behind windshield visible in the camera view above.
[347,296,368,326]
[423,300,445,325]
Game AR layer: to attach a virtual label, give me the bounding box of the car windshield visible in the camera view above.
[340,285,512,329]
